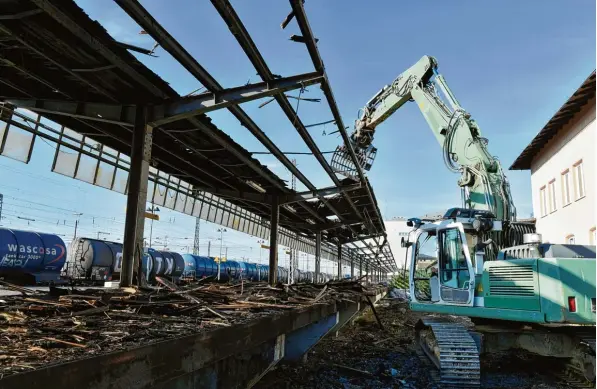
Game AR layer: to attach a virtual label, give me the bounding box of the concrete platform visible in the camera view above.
[0,287,386,389]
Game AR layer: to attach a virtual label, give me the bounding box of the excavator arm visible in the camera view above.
[333,55,516,221]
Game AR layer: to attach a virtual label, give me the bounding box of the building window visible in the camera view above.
[590,227,596,245]
[566,234,575,244]
[561,169,571,206]
[573,160,585,200]
[548,179,557,213]
[539,186,547,217]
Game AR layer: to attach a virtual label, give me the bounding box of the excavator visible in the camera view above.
[332,55,596,388]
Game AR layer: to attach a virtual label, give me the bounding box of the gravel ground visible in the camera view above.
[254,298,572,389]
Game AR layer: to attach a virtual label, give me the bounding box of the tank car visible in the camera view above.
[0,227,67,284]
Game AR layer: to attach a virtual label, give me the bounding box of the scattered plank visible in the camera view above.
[204,306,227,320]
[67,306,110,317]
[42,337,87,348]
[201,320,231,327]
[0,280,37,295]
[0,276,385,380]
[331,363,374,378]
[24,298,70,307]
[237,301,297,309]
[364,295,385,331]
[313,285,328,302]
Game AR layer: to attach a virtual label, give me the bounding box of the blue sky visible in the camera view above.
[0,1,594,270]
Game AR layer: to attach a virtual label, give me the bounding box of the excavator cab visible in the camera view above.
[409,220,475,306]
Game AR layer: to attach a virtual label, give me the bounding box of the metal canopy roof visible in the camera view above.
[0,0,397,272]
[510,70,596,171]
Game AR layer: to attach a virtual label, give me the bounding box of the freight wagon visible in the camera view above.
[0,227,339,286]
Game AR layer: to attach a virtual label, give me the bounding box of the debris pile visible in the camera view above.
[255,299,573,389]
[0,278,381,378]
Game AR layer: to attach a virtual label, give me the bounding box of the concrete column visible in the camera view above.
[121,106,152,287]
[365,261,369,284]
[289,248,293,284]
[350,254,354,279]
[268,196,279,285]
[315,231,321,283]
[337,244,342,280]
[359,256,363,278]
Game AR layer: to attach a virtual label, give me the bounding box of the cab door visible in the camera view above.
[436,222,475,306]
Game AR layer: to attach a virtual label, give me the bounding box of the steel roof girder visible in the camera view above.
[6,72,323,128]
[113,0,328,227]
[30,0,169,99]
[208,0,366,236]
[280,182,361,204]
[151,72,324,126]
[5,98,137,127]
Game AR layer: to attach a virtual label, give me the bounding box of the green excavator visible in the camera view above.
[332,55,596,388]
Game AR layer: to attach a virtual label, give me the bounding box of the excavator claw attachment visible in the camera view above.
[330,144,377,179]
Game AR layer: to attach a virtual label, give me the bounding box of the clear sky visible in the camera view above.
[0,1,594,272]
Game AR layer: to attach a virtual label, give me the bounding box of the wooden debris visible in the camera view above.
[67,306,110,317]
[0,277,382,379]
[204,306,227,320]
[236,301,299,309]
[365,294,385,331]
[24,298,70,307]
[313,285,328,302]
[331,363,374,378]
[0,280,37,295]
[42,337,87,348]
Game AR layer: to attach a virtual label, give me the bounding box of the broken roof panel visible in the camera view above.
[0,0,397,272]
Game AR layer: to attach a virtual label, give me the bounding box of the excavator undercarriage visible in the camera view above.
[415,316,596,388]
[334,55,596,388]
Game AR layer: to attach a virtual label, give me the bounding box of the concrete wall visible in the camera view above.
[384,219,412,271]
[530,98,596,245]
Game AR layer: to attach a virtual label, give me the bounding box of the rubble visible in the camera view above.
[0,279,378,379]
[254,299,574,389]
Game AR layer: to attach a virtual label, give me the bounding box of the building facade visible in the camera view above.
[511,72,596,245]
[384,217,413,272]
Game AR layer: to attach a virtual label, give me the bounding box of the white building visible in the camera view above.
[384,217,413,272]
[511,71,596,245]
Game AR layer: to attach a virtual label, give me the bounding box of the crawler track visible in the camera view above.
[558,332,596,388]
[416,317,481,388]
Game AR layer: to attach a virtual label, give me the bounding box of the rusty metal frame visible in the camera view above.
[0,0,397,272]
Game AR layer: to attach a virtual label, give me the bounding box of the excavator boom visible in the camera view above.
[332,55,516,221]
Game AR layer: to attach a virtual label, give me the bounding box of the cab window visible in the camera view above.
[439,228,469,288]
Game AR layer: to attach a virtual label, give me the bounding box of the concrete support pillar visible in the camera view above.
[315,231,321,283]
[359,256,363,278]
[121,106,152,287]
[365,261,369,284]
[289,248,293,284]
[337,244,342,280]
[268,196,279,285]
[350,255,354,279]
